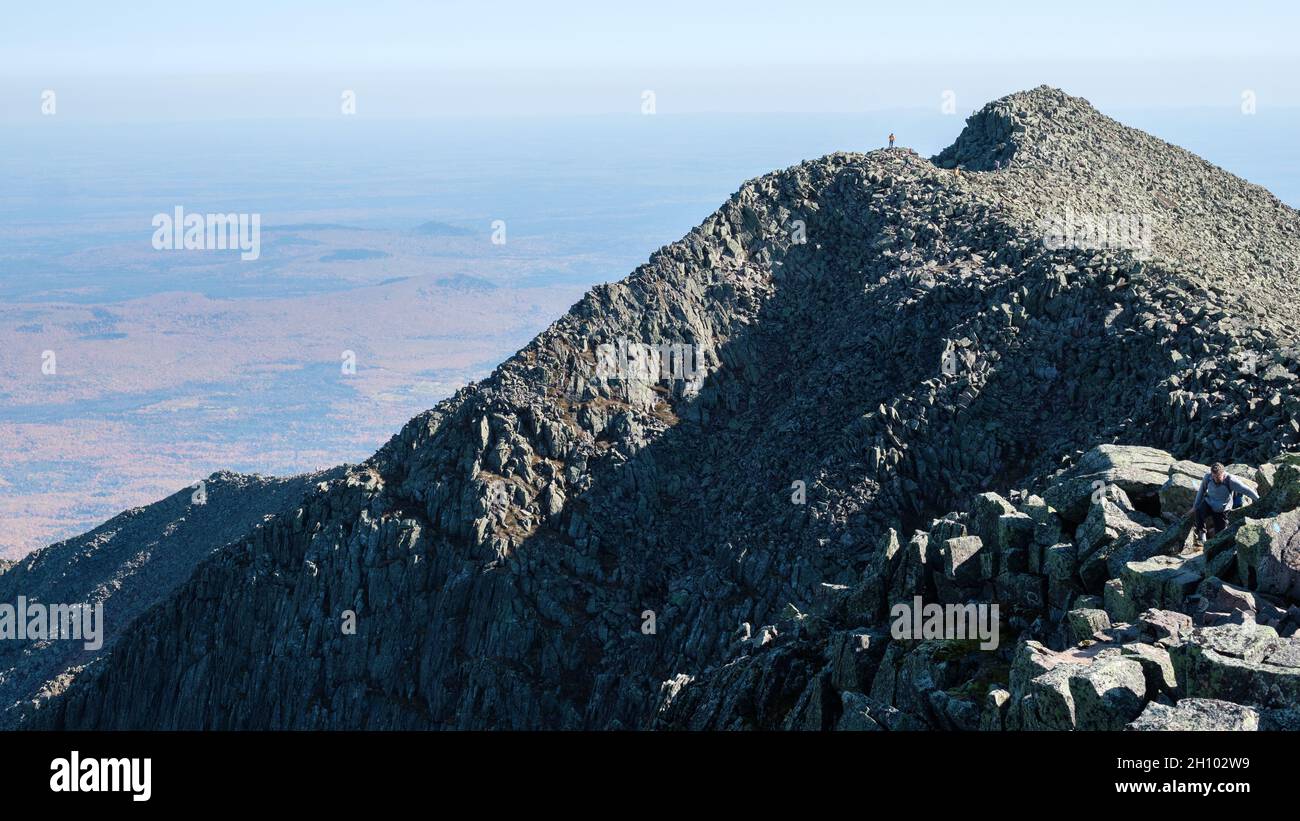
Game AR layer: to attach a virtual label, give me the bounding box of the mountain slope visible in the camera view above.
[28,87,1300,729]
[0,469,341,727]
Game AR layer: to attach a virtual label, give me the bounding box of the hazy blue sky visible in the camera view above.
[3,1,1298,118]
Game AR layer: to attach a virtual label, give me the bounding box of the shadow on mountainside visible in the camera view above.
[24,87,1300,730]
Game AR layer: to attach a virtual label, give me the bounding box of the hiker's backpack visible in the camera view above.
[1201,472,1243,509]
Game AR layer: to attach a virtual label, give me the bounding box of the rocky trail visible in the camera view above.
[659,445,1300,730]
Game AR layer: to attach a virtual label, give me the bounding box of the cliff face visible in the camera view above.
[0,469,340,727]
[26,87,1300,730]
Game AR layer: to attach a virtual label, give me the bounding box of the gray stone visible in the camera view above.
[941,535,987,584]
[1233,509,1300,599]
[1159,459,1213,516]
[1120,554,1203,613]
[1045,445,1184,524]
[1171,622,1300,708]
[1127,698,1259,731]
[1066,608,1112,644]
[1136,609,1193,646]
[1068,656,1149,730]
[1120,642,1178,697]
[1104,578,1139,624]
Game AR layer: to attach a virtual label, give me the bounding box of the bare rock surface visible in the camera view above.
[0,469,341,727]
[19,87,1300,730]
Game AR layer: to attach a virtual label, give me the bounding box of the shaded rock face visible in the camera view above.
[0,469,340,728]
[25,87,1300,730]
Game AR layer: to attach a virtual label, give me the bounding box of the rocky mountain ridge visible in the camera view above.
[19,86,1300,730]
[0,469,341,727]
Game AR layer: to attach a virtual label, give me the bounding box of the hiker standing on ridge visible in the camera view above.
[888,132,896,149]
[1186,462,1259,542]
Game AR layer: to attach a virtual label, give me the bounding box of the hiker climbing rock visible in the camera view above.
[1187,462,1259,542]
[888,132,896,149]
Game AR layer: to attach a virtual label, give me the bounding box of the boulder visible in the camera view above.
[929,515,968,545]
[1119,554,1202,613]
[1158,458,1212,516]
[1260,706,1300,730]
[888,532,931,604]
[980,511,1034,578]
[782,671,838,731]
[967,492,1017,550]
[941,535,987,585]
[1245,456,1300,518]
[1074,594,1104,610]
[1010,643,1147,730]
[927,689,982,731]
[1135,608,1193,646]
[835,691,883,731]
[1044,542,1081,612]
[1126,698,1259,731]
[1008,640,1056,696]
[1203,534,1239,580]
[845,528,901,621]
[1045,445,1183,524]
[836,692,927,732]
[1017,496,1063,575]
[980,687,1011,731]
[1104,578,1138,624]
[1043,541,1077,583]
[1171,621,1300,708]
[1120,642,1178,697]
[1232,509,1300,599]
[1017,665,1076,730]
[1256,463,1278,496]
[826,627,888,692]
[1193,576,1290,627]
[870,640,979,724]
[1075,493,1163,591]
[1068,655,1149,730]
[995,572,1047,613]
[1107,518,1194,580]
[1066,608,1111,644]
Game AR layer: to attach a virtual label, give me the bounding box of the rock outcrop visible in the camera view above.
[661,446,1300,730]
[0,469,341,727]
[20,87,1300,730]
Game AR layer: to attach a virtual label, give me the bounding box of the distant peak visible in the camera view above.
[932,86,1103,171]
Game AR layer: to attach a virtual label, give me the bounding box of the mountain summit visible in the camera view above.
[21,88,1300,731]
